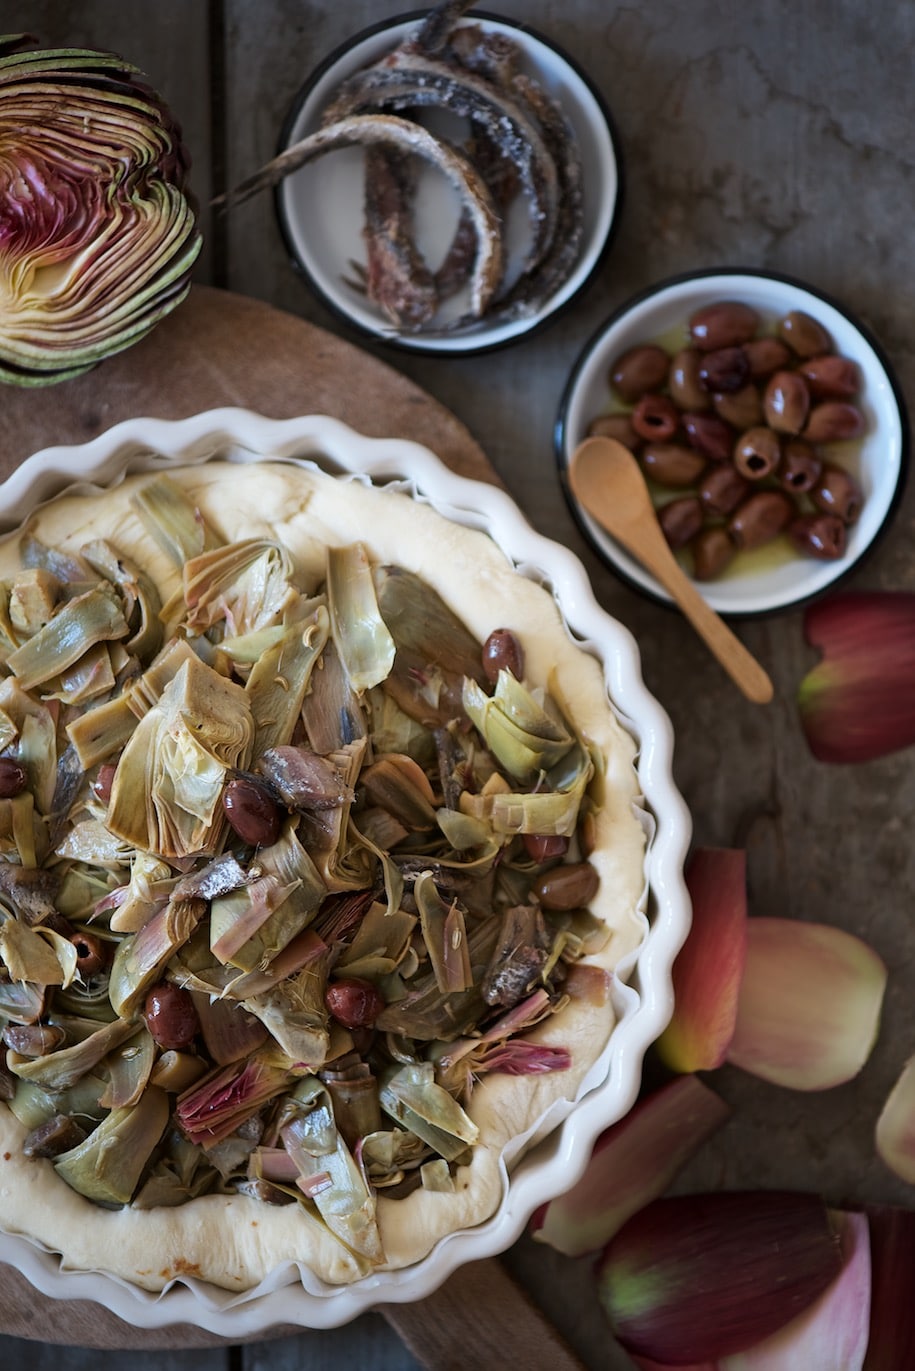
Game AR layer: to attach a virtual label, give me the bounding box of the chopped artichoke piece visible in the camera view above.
[6,1016,137,1090]
[66,695,137,770]
[462,671,576,782]
[8,567,60,636]
[281,1077,385,1265]
[81,538,164,660]
[0,916,65,985]
[414,872,473,994]
[372,564,485,726]
[327,544,396,694]
[246,951,331,1066]
[379,1062,478,1161]
[130,474,220,567]
[107,655,253,859]
[302,637,367,753]
[54,1086,170,1206]
[100,1027,157,1108]
[246,604,330,754]
[108,896,206,1017]
[182,538,297,636]
[6,582,129,691]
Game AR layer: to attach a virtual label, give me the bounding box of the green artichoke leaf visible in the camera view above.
[327,543,396,694]
[246,603,330,754]
[130,475,220,568]
[281,1077,385,1265]
[6,582,129,691]
[7,1015,137,1090]
[54,1086,170,1206]
[379,1062,478,1161]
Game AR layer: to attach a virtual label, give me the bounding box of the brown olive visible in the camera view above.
[698,463,750,517]
[811,464,863,523]
[658,496,704,550]
[763,371,811,434]
[144,981,200,1050]
[522,833,570,862]
[712,383,763,430]
[733,426,782,481]
[532,861,600,910]
[728,491,796,550]
[91,762,117,806]
[640,443,706,488]
[482,628,524,683]
[799,354,860,400]
[609,344,671,403]
[325,977,385,1029]
[631,393,680,442]
[692,526,737,581]
[689,301,759,351]
[69,930,109,979]
[778,309,833,358]
[776,438,823,493]
[668,348,710,410]
[742,335,793,379]
[681,412,736,462]
[698,346,750,394]
[788,513,847,560]
[802,402,865,443]
[0,758,27,799]
[222,776,282,847]
[587,412,640,450]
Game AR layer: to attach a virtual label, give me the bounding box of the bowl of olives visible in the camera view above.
[556,268,909,616]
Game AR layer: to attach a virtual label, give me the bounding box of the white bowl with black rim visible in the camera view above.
[274,10,622,355]
[556,268,910,617]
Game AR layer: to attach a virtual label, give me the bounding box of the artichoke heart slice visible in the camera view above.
[107,654,253,859]
[182,537,298,636]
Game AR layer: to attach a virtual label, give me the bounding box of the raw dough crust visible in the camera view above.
[0,460,646,1292]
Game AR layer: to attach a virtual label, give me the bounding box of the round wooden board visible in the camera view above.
[0,284,493,486]
[0,288,585,1364]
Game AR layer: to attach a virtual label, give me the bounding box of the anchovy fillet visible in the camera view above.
[321,49,559,279]
[223,114,503,320]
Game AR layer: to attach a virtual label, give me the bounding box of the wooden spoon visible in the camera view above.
[569,435,774,705]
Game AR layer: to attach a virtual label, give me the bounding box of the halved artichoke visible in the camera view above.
[0,36,202,385]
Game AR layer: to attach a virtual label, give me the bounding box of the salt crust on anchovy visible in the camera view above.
[0,460,645,1292]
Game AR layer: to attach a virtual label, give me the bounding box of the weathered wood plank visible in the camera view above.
[242,1318,423,1371]
[0,1334,227,1371]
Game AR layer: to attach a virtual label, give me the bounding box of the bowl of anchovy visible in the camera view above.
[229,0,621,354]
[0,408,688,1332]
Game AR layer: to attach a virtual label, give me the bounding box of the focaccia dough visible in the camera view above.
[0,459,646,1292]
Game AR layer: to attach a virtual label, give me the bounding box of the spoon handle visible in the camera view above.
[642,546,774,704]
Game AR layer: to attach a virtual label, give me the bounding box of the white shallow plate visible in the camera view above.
[275,11,621,354]
[0,409,690,1333]
[556,269,909,617]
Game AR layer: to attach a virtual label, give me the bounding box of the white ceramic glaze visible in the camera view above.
[276,15,619,353]
[0,409,690,1332]
[558,271,908,616]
